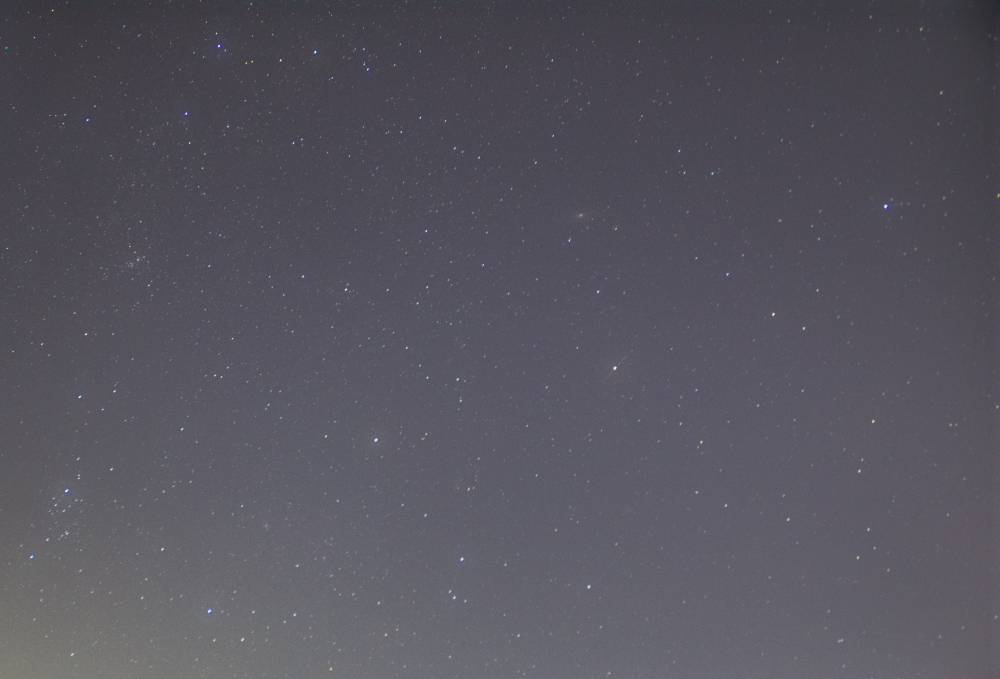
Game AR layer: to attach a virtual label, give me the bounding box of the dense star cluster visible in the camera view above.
[0,4,995,679]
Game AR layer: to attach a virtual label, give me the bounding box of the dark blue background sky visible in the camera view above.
[1,2,995,678]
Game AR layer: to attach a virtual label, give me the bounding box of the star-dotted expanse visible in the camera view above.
[0,3,995,679]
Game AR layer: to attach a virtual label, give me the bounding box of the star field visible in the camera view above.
[0,3,995,679]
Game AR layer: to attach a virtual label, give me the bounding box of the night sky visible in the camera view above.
[1,3,996,679]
